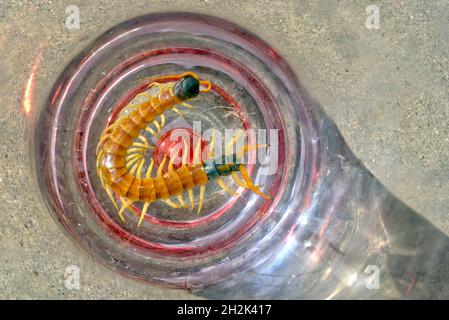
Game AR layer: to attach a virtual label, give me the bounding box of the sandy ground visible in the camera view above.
[0,0,447,299]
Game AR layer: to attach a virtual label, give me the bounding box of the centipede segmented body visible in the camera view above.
[96,72,270,225]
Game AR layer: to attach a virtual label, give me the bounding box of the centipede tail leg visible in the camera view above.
[209,128,216,159]
[96,147,119,210]
[118,157,144,221]
[159,114,166,130]
[238,165,270,199]
[180,102,194,109]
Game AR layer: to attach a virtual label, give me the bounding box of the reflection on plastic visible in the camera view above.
[199,104,449,299]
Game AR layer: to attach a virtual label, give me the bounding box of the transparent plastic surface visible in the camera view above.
[33,13,449,298]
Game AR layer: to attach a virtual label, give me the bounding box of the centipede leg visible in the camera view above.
[225,130,244,156]
[137,159,153,226]
[164,199,183,208]
[138,159,155,226]
[216,178,237,196]
[118,198,134,222]
[145,126,159,138]
[172,107,183,117]
[198,185,206,214]
[209,129,215,159]
[105,186,119,210]
[238,165,270,199]
[179,139,195,210]
[187,189,194,210]
[180,102,194,109]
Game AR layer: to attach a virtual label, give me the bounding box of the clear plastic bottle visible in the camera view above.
[31,12,449,299]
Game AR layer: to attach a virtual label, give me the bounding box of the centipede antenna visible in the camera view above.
[131,142,149,149]
[225,130,244,156]
[126,152,143,161]
[96,149,104,177]
[126,155,143,169]
[199,80,212,93]
[179,71,199,79]
[100,120,122,137]
[238,165,270,199]
[119,103,139,116]
[135,91,153,101]
[136,157,145,178]
[198,185,206,214]
[147,81,162,89]
[216,178,237,196]
[129,158,143,176]
[118,198,134,222]
[168,152,177,173]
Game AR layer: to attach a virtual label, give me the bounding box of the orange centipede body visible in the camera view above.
[96,72,270,225]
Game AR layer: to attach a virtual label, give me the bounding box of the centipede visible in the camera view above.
[96,71,270,225]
